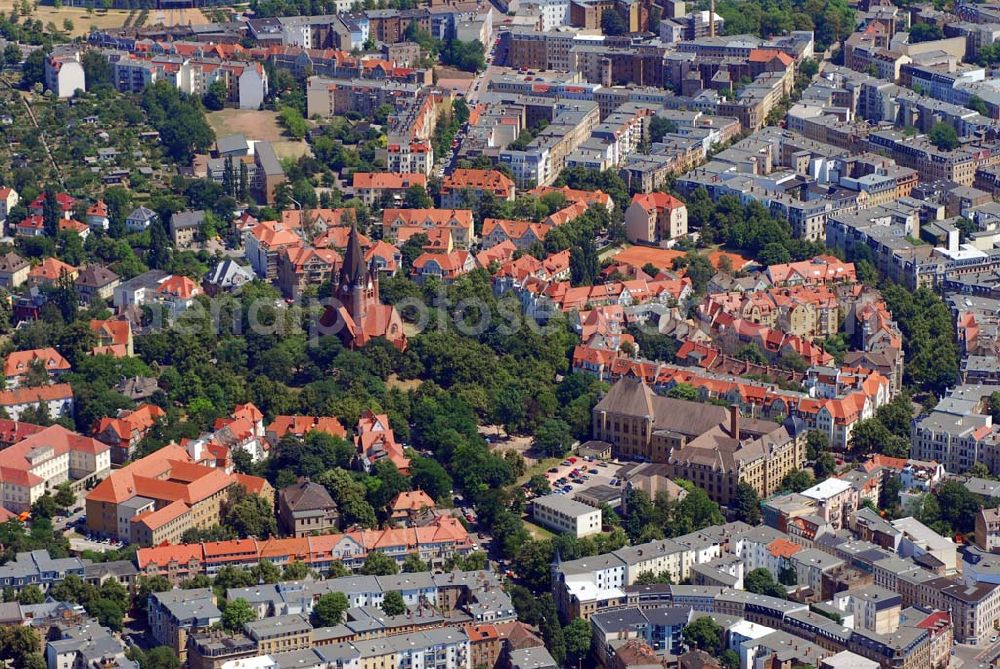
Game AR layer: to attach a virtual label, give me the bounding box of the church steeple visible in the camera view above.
[336,224,377,326]
[339,223,368,286]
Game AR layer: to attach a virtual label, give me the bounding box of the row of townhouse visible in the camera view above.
[566,572,945,669]
[135,515,472,581]
[552,522,749,619]
[698,284,842,341]
[499,100,602,188]
[104,50,268,109]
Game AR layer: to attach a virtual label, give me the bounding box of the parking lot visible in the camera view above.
[541,457,625,500]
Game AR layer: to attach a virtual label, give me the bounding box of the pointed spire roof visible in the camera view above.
[339,223,368,286]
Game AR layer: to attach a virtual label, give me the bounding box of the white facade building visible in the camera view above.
[532,494,602,537]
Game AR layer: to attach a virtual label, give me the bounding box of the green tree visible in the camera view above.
[814,452,837,479]
[141,81,216,162]
[682,616,723,654]
[42,188,61,238]
[969,95,990,116]
[745,568,786,598]
[720,649,740,669]
[381,590,407,616]
[733,482,761,525]
[649,116,679,144]
[88,598,125,631]
[0,626,42,668]
[361,551,399,575]
[22,49,46,88]
[133,647,180,669]
[401,553,428,573]
[601,7,627,35]
[564,618,592,665]
[312,592,349,626]
[928,122,959,151]
[667,383,699,400]
[222,598,257,632]
[222,486,277,539]
[17,585,44,604]
[32,493,59,520]
[54,482,76,509]
[3,44,22,68]
[404,185,433,209]
[533,418,575,457]
[634,570,673,584]
[439,39,486,72]
[781,469,814,493]
[570,237,599,286]
[805,430,829,460]
[282,561,310,581]
[909,22,943,43]
[409,456,453,502]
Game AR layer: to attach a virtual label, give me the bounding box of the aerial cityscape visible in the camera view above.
[3,0,1000,668]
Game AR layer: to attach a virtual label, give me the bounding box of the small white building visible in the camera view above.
[44,49,86,98]
[531,493,602,538]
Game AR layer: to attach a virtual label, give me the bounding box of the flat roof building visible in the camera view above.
[531,493,602,538]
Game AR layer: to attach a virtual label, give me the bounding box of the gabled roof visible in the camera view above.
[629,192,685,213]
[0,253,28,273]
[30,257,77,282]
[76,265,120,288]
[281,479,336,512]
[4,348,70,378]
[352,172,427,189]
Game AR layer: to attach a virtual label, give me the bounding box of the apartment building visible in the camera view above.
[85,443,272,545]
[531,494,602,537]
[668,406,804,507]
[624,192,688,245]
[93,403,166,465]
[277,478,340,538]
[45,48,86,98]
[0,550,85,590]
[865,130,1000,187]
[382,209,475,249]
[911,398,997,474]
[352,173,427,207]
[276,246,341,299]
[499,101,601,188]
[149,589,221,662]
[440,169,516,209]
[0,425,109,514]
[106,51,268,109]
[919,578,1000,645]
[976,508,1000,552]
[4,348,70,389]
[387,140,435,176]
[245,221,303,279]
[135,515,472,581]
[245,614,313,654]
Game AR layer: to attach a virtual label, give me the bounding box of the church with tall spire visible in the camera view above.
[327,224,407,351]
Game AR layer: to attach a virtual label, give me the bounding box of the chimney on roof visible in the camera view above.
[709,0,716,38]
[729,405,740,439]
